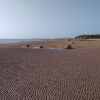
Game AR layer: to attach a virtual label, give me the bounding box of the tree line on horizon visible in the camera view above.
[75,34,100,39]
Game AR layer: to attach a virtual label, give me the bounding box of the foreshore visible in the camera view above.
[0,39,100,49]
[0,39,100,99]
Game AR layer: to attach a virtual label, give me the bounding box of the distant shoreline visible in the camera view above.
[0,39,45,44]
[0,38,68,44]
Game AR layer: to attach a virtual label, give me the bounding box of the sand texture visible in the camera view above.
[0,40,100,100]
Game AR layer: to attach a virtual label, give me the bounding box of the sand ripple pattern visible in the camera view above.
[0,48,100,100]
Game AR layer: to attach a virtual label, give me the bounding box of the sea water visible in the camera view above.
[0,39,45,44]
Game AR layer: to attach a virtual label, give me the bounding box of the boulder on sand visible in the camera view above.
[40,45,43,48]
[26,44,30,47]
[64,44,72,49]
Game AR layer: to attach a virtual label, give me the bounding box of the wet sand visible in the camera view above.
[0,40,100,100]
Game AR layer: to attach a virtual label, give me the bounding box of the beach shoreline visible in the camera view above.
[0,40,100,99]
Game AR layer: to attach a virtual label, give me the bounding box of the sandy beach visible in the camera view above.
[0,40,100,99]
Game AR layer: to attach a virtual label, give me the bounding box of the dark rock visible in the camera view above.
[26,45,30,47]
[40,45,43,48]
[64,44,72,49]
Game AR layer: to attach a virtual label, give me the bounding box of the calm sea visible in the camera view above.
[0,39,45,44]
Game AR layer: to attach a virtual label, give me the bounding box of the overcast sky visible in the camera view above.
[0,0,100,39]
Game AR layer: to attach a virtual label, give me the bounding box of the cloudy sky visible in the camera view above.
[0,0,100,39]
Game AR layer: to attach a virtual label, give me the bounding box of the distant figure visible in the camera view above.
[68,38,71,41]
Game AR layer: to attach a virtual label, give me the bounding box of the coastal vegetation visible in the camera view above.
[75,34,100,39]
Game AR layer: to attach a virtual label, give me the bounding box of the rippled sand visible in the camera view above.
[0,40,100,100]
